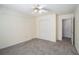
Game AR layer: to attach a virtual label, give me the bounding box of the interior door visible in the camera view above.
[38,16,51,41]
[37,14,56,42]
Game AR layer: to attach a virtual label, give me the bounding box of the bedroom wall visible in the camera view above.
[75,5,79,53]
[0,7,36,49]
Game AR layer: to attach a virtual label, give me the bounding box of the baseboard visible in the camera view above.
[0,38,33,50]
[36,37,56,42]
[0,37,56,50]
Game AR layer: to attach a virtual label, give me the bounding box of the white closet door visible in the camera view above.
[39,18,51,40]
[36,14,56,42]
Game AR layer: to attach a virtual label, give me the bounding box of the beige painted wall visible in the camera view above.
[36,14,56,42]
[0,7,57,49]
[0,7,36,49]
[75,5,79,53]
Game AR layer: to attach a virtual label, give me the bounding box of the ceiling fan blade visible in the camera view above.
[38,9,48,14]
[38,5,46,9]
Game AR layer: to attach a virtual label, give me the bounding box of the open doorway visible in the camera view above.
[62,18,75,45]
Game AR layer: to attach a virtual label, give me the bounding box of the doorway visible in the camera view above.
[62,18,75,45]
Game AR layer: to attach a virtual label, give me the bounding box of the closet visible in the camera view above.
[36,14,56,42]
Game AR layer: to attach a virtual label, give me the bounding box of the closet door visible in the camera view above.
[36,14,56,42]
[39,17,51,40]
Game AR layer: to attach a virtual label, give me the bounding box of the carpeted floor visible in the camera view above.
[0,38,78,55]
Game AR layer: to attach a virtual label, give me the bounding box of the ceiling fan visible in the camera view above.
[32,4,48,14]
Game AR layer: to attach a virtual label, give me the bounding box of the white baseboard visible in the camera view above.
[36,37,56,42]
[0,38,33,49]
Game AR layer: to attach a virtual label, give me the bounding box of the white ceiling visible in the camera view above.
[1,4,77,16]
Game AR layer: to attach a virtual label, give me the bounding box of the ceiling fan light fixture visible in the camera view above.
[34,9,38,13]
[32,4,48,14]
[39,10,42,14]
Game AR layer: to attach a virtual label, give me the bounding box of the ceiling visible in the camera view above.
[1,4,77,16]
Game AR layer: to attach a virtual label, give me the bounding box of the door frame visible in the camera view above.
[62,17,74,45]
[72,17,75,46]
[58,14,74,45]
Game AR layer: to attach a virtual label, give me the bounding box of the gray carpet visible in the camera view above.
[0,38,78,55]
